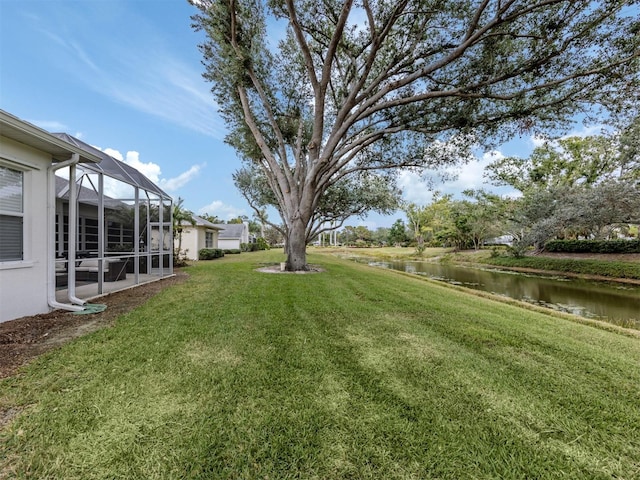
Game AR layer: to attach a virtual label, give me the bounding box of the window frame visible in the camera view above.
[205,231,213,248]
[0,163,25,263]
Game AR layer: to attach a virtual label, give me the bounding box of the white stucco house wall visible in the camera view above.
[213,223,250,250]
[176,215,223,260]
[0,111,101,322]
[0,110,173,323]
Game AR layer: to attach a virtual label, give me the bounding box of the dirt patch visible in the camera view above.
[0,271,189,380]
[256,263,325,274]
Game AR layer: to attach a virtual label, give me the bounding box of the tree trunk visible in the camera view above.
[285,219,308,271]
[415,234,425,255]
[175,229,183,257]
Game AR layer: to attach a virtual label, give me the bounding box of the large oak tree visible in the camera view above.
[190,0,639,270]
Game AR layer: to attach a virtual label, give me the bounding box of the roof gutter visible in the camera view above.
[0,110,102,164]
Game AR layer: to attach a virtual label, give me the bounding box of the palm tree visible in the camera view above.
[173,197,196,258]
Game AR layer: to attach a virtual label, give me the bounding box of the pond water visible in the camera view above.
[348,257,640,329]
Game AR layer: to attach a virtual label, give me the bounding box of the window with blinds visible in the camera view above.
[0,165,24,261]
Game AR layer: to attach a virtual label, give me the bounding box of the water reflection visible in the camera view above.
[353,258,640,329]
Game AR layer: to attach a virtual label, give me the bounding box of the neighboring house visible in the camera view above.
[0,110,173,323]
[486,235,513,246]
[177,215,223,260]
[213,223,250,250]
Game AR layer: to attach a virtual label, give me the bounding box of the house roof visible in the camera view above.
[184,215,224,230]
[213,223,246,239]
[0,110,169,201]
[51,133,170,199]
[0,110,102,164]
[55,176,126,210]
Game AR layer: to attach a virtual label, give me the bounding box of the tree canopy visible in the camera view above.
[191,0,640,270]
[483,128,640,252]
[485,127,639,193]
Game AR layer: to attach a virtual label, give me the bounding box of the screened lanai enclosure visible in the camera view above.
[52,134,173,302]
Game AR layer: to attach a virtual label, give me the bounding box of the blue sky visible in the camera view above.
[0,0,602,229]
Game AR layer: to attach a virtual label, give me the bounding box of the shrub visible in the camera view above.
[174,249,190,267]
[107,243,134,252]
[256,237,270,250]
[545,239,640,254]
[240,239,271,253]
[223,249,242,254]
[506,240,528,258]
[199,248,224,260]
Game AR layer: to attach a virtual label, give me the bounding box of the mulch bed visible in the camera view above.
[0,271,189,379]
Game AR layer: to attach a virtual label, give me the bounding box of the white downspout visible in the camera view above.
[66,162,86,306]
[47,155,85,312]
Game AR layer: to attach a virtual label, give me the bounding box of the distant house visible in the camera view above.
[486,235,513,246]
[0,109,173,323]
[213,223,250,250]
[177,215,223,260]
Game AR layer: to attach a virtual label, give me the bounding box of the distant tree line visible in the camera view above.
[337,120,640,255]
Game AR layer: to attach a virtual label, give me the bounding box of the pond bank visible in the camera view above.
[446,260,640,286]
[450,251,640,284]
[319,247,640,284]
[346,255,639,327]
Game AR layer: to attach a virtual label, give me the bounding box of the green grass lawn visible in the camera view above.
[2,251,639,479]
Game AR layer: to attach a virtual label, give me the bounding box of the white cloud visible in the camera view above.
[356,219,380,231]
[346,7,370,35]
[562,124,608,139]
[530,124,609,149]
[67,39,100,72]
[30,119,69,132]
[104,149,162,183]
[32,6,224,138]
[97,147,201,196]
[397,150,507,204]
[198,200,246,221]
[32,118,85,140]
[397,170,436,205]
[447,150,505,192]
[55,145,201,199]
[103,55,223,138]
[159,165,203,192]
[530,134,548,148]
